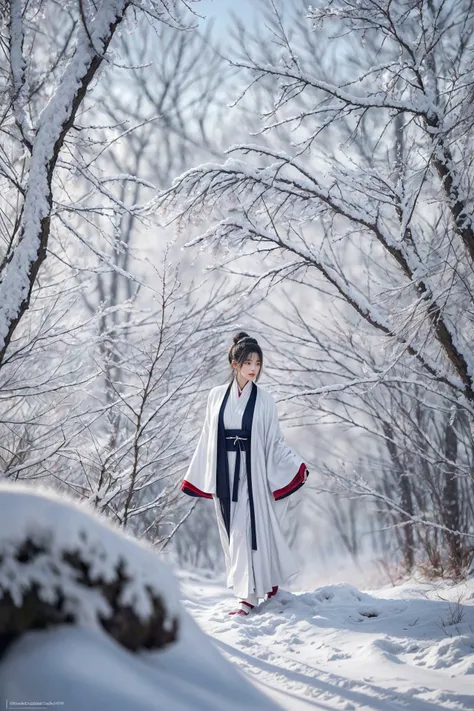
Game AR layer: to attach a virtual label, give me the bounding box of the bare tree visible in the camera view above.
[256,288,474,576]
[0,0,240,561]
[157,0,474,574]
[0,0,200,367]
[74,10,229,453]
[71,259,242,536]
[159,0,474,411]
[65,14,236,557]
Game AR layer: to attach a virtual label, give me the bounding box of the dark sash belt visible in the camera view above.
[225,429,250,501]
[216,382,258,551]
[225,428,257,551]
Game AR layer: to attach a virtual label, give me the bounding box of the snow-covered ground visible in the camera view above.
[181,571,474,711]
[0,605,282,711]
[0,486,472,710]
[0,486,281,711]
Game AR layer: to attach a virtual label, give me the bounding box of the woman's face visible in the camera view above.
[233,352,261,383]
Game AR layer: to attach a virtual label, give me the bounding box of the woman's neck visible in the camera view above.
[236,375,249,390]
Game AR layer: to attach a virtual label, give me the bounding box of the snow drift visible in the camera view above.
[182,571,474,710]
[0,484,282,711]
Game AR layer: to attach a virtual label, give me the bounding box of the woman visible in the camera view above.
[182,332,308,616]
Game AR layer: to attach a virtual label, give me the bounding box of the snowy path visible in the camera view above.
[180,572,474,711]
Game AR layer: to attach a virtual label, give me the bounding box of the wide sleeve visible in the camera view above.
[181,394,213,499]
[264,393,308,501]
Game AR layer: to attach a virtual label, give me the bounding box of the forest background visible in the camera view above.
[1,0,473,587]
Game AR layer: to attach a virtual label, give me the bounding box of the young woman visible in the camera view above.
[182,332,309,616]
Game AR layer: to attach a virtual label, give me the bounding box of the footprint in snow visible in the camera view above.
[327,650,352,661]
[359,607,380,618]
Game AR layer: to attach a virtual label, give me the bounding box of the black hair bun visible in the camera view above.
[232,331,250,345]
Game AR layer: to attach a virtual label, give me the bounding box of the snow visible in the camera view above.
[0,485,281,711]
[0,0,129,352]
[0,483,179,624]
[181,571,474,711]
[10,0,32,144]
[0,485,472,710]
[0,607,281,711]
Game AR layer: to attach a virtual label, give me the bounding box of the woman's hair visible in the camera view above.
[228,331,264,381]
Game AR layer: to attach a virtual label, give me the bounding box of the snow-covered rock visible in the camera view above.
[0,484,282,711]
[0,483,179,654]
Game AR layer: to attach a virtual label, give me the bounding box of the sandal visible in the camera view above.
[229,600,254,616]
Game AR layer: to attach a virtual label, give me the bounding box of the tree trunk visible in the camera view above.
[443,412,462,575]
[382,422,415,572]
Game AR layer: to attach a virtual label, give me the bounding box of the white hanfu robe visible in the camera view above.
[182,379,306,605]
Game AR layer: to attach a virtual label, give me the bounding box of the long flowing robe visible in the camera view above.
[182,379,306,602]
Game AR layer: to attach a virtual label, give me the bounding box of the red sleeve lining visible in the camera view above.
[182,480,213,499]
[273,463,307,501]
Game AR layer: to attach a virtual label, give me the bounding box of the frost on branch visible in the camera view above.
[0,0,195,367]
[158,0,474,409]
[0,484,179,658]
